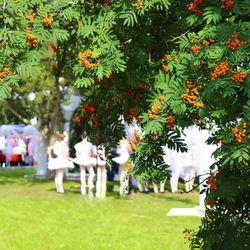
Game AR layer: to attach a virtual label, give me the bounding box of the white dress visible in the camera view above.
[92,147,107,166]
[73,141,94,166]
[48,141,74,170]
[163,127,196,180]
[112,148,130,165]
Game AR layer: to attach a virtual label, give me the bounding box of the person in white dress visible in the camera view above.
[73,132,95,196]
[48,132,74,193]
[162,127,197,193]
[152,180,167,193]
[112,138,131,195]
[92,145,107,198]
[163,146,183,193]
[180,127,197,192]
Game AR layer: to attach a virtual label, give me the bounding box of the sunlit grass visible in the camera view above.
[0,168,201,250]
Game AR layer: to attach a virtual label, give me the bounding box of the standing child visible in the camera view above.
[48,132,74,193]
[112,138,131,195]
[73,132,95,197]
[93,145,107,198]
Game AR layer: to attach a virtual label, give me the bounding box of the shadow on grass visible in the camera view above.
[0,168,198,205]
[0,168,51,186]
[146,192,198,205]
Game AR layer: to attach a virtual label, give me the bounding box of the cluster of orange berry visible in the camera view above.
[75,114,85,126]
[50,43,59,53]
[206,199,215,208]
[226,32,241,51]
[207,176,217,190]
[191,38,215,55]
[158,96,165,102]
[220,0,234,10]
[161,54,172,74]
[129,137,137,152]
[78,50,98,69]
[211,61,230,80]
[134,129,141,142]
[231,71,248,84]
[191,37,215,55]
[181,81,203,108]
[231,122,247,143]
[27,34,38,48]
[42,13,53,27]
[132,0,143,11]
[125,160,133,171]
[91,115,101,127]
[128,107,137,116]
[26,10,36,23]
[0,68,11,80]
[148,101,161,120]
[166,116,175,129]
[191,45,201,55]
[188,0,203,15]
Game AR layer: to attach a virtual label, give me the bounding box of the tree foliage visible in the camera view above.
[0,0,249,249]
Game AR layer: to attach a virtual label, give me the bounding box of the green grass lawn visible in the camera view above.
[0,168,201,250]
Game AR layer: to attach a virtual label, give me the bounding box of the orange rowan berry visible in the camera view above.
[194,0,203,4]
[51,63,57,69]
[0,68,11,80]
[134,129,141,142]
[78,50,98,69]
[232,123,248,143]
[181,81,203,108]
[4,68,11,73]
[126,160,132,170]
[163,54,172,60]
[231,71,247,84]
[191,45,201,55]
[166,115,175,128]
[26,10,36,23]
[159,96,165,102]
[220,0,234,10]
[207,199,214,207]
[148,111,156,120]
[132,0,144,11]
[27,34,38,48]
[129,108,137,116]
[210,183,217,190]
[207,176,215,185]
[211,61,230,80]
[226,32,241,51]
[129,137,137,152]
[42,13,53,27]
[203,40,210,46]
[188,2,203,15]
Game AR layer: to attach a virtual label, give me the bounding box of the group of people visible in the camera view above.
[47,125,217,198]
[0,133,38,167]
[47,131,132,197]
[48,132,108,197]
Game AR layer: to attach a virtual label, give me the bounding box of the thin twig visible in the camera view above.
[166,29,192,43]
[5,103,29,124]
[180,171,218,194]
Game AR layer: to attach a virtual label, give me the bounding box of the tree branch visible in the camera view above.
[5,103,29,124]
[166,29,192,43]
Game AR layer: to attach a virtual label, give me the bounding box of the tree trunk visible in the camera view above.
[43,77,64,179]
